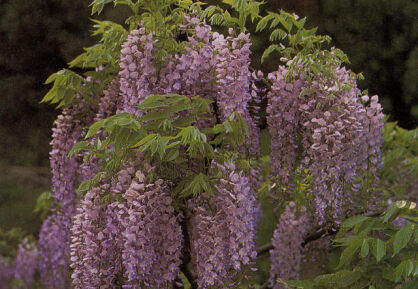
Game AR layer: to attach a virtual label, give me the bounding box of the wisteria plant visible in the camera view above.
[4,0,416,288]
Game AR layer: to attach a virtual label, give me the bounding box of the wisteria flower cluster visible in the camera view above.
[32,1,387,288]
[269,203,309,288]
[0,239,38,289]
[189,162,260,287]
[267,61,384,223]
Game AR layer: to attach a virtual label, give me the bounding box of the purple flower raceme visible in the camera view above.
[118,27,157,116]
[0,257,14,289]
[71,156,183,288]
[189,162,259,288]
[117,165,183,288]
[50,104,87,209]
[40,101,96,289]
[118,19,218,131]
[212,29,261,157]
[70,165,135,288]
[39,212,74,289]
[212,28,263,197]
[269,202,309,289]
[14,238,38,288]
[267,60,384,223]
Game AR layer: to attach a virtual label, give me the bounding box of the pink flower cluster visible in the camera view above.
[189,163,259,288]
[0,239,38,289]
[14,238,38,288]
[269,203,308,288]
[267,61,384,222]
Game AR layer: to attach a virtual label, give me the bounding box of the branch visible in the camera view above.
[257,242,274,255]
[257,210,385,256]
[260,281,271,289]
[181,265,198,289]
[176,213,198,289]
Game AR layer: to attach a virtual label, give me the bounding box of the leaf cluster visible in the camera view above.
[287,201,418,289]
[380,122,418,200]
[256,9,350,82]
[71,94,248,198]
[201,0,263,33]
[0,228,26,260]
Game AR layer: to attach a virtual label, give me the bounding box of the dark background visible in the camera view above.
[0,0,416,234]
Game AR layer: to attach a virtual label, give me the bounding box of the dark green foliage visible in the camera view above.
[0,228,25,260]
[380,122,418,201]
[287,201,418,289]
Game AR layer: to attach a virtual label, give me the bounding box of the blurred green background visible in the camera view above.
[0,0,416,240]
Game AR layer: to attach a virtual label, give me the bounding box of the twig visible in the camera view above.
[257,210,385,256]
[257,242,274,255]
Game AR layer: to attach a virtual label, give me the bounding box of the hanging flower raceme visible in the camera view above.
[269,203,309,289]
[118,27,157,116]
[0,258,14,289]
[117,166,183,288]
[49,104,88,210]
[40,100,97,289]
[267,61,384,222]
[14,238,38,288]
[39,212,74,289]
[189,162,259,288]
[70,166,135,288]
[212,29,261,157]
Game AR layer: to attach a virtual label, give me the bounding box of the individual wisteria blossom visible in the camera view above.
[14,238,38,288]
[189,162,259,288]
[39,213,73,289]
[269,202,309,289]
[267,61,384,222]
[117,167,183,288]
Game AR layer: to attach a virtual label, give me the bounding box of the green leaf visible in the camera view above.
[85,119,106,139]
[285,280,315,289]
[132,133,158,149]
[269,28,287,42]
[360,239,370,258]
[383,207,401,223]
[41,69,84,107]
[393,224,414,256]
[337,238,362,268]
[394,260,415,282]
[261,44,281,63]
[90,0,113,15]
[68,141,92,157]
[255,14,274,32]
[313,270,362,288]
[343,215,370,229]
[176,173,215,198]
[33,191,54,220]
[372,239,386,263]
